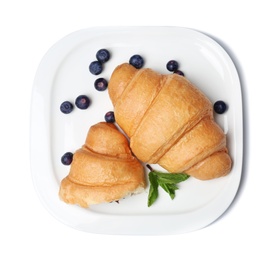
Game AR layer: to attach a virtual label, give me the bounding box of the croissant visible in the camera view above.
[59,122,146,207]
[108,63,232,180]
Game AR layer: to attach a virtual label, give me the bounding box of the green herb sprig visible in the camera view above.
[147,165,190,207]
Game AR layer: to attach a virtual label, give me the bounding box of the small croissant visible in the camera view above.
[59,122,146,207]
[108,63,232,180]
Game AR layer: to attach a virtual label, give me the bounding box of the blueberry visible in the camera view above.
[129,54,144,69]
[89,61,103,75]
[174,70,185,76]
[166,60,179,72]
[104,111,115,123]
[60,101,73,114]
[94,78,108,91]
[214,100,227,114]
[96,49,110,63]
[75,95,91,110]
[61,152,73,165]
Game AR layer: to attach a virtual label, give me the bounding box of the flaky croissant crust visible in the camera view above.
[108,63,232,180]
[59,122,146,207]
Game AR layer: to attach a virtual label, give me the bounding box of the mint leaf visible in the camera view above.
[157,181,177,200]
[148,171,159,207]
[146,166,190,207]
[157,172,190,183]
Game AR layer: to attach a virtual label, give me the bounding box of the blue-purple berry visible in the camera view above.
[174,70,185,76]
[75,95,91,110]
[214,101,227,114]
[94,78,108,91]
[166,60,179,72]
[104,111,115,123]
[60,101,73,114]
[89,61,103,75]
[129,54,144,69]
[96,49,110,63]
[61,152,73,165]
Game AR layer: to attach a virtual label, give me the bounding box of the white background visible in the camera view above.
[1,0,272,259]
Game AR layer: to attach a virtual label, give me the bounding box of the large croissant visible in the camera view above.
[108,63,232,180]
[59,122,146,207]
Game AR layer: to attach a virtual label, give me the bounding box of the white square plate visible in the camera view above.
[30,27,243,235]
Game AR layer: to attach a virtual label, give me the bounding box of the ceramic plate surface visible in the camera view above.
[31,27,243,235]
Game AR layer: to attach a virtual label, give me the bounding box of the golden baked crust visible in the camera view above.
[108,63,232,180]
[59,122,146,207]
